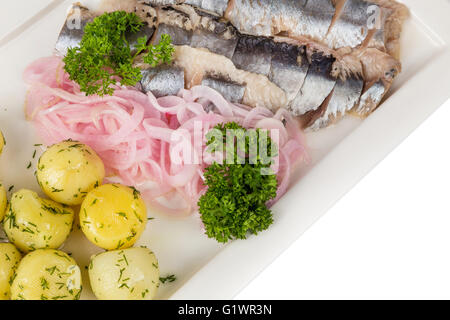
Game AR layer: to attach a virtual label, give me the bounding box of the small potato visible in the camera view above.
[89,247,159,300]
[80,184,147,250]
[0,183,6,222]
[11,249,82,300]
[0,243,22,300]
[0,130,4,155]
[37,140,105,206]
[3,189,74,253]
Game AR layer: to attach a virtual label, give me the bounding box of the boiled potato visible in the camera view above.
[3,189,74,253]
[0,183,6,222]
[89,247,159,300]
[36,140,105,206]
[80,184,147,250]
[11,249,82,300]
[0,130,4,155]
[0,243,21,300]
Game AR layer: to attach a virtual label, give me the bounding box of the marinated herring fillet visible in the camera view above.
[201,75,245,104]
[141,0,408,58]
[55,4,95,56]
[55,1,405,130]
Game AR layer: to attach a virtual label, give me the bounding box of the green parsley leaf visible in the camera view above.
[63,11,174,96]
[198,122,278,243]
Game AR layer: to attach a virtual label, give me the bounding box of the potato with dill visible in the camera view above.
[10,249,82,300]
[89,247,159,300]
[0,183,6,222]
[80,184,147,250]
[36,140,105,206]
[3,189,74,253]
[0,243,22,300]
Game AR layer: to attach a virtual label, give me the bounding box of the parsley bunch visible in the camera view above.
[63,11,174,96]
[198,123,278,243]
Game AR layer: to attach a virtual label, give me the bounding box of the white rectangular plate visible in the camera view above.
[0,0,449,299]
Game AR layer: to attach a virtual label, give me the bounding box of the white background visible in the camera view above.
[237,98,450,300]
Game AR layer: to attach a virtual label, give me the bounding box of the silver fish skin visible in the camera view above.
[308,76,364,130]
[269,42,309,102]
[154,23,192,45]
[153,6,193,45]
[353,79,386,116]
[231,35,273,76]
[325,0,374,49]
[140,65,185,97]
[141,0,229,16]
[185,0,229,16]
[202,75,245,103]
[227,0,335,41]
[55,4,94,56]
[226,0,274,37]
[140,0,180,5]
[289,51,337,116]
[295,0,335,41]
[197,0,229,16]
[128,25,156,54]
[190,11,238,59]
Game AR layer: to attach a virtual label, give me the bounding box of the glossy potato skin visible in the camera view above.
[36,141,105,206]
[0,243,22,300]
[80,184,147,250]
[3,189,74,253]
[10,249,82,300]
[0,184,6,222]
[89,247,159,300]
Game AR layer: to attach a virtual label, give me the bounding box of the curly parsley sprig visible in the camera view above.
[198,123,278,243]
[63,11,174,96]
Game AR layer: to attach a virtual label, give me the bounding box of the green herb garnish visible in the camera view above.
[159,275,176,284]
[63,11,174,96]
[198,122,278,243]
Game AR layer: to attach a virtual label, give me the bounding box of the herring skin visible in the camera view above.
[295,0,335,41]
[353,80,386,116]
[142,0,229,16]
[226,0,335,42]
[226,0,274,37]
[231,35,273,76]
[309,76,364,130]
[140,0,178,5]
[55,5,94,56]
[128,25,156,54]
[185,0,229,16]
[201,75,245,103]
[326,0,374,49]
[289,51,337,116]
[153,6,193,46]
[153,23,192,46]
[190,14,238,59]
[140,65,185,97]
[269,43,309,102]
